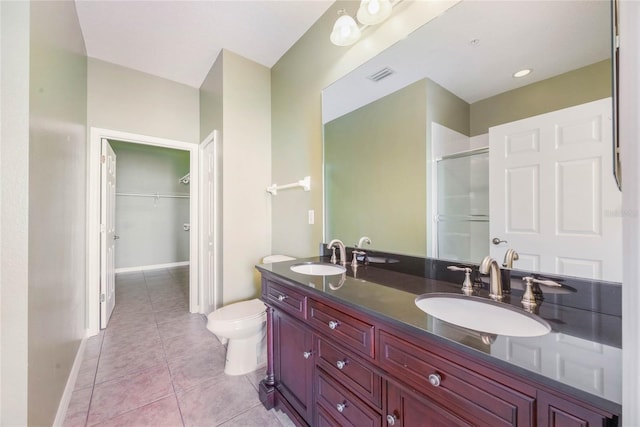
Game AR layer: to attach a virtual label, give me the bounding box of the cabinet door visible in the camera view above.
[386,381,473,427]
[537,390,613,427]
[274,311,313,422]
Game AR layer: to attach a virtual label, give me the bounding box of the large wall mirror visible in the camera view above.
[322,0,622,282]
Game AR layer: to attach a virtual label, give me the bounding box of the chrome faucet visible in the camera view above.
[479,256,503,301]
[356,236,371,248]
[502,248,519,269]
[327,239,347,266]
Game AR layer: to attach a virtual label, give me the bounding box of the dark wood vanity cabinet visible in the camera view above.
[259,273,619,427]
[536,390,615,427]
[386,379,473,427]
[273,310,314,423]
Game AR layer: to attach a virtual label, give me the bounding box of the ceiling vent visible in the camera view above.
[367,67,395,82]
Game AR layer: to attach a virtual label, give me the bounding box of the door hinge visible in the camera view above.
[100,293,106,303]
[101,155,106,164]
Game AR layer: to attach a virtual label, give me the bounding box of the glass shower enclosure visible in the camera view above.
[435,148,489,264]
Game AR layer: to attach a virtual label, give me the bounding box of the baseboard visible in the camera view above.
[115,261,190,273]
[52,332,88,427]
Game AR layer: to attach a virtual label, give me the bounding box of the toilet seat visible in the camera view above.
[208,298,265,323]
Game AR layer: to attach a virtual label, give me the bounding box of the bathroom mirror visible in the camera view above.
[323,0,622,282]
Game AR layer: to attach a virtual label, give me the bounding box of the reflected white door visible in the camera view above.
[100,138,117,328]
[489,98,622,281]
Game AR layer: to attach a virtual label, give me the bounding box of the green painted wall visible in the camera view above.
[199,50,272,304]
[325,80,428,254]
[87,58,200,144]
[199,52,223,141]
[470,60,612,136]
[27,1,88,425]
[109,141,191,269]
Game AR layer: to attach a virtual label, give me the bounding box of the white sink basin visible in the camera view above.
[415,293,551,337]
[290,263,346,276]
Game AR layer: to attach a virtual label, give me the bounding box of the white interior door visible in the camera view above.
[490,98,622,282]
[200,130,221,314]
[100,138,117,328]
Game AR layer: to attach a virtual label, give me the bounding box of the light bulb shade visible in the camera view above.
[330,14,361,46]
[356,0,392,25]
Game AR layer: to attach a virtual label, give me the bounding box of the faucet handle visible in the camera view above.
[521,277,538,312]
[351,250,366,268]
[528,277,562,287]
[447,265,471,273]
[447,266,475,295]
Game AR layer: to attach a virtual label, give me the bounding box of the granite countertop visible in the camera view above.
[256,255,622,415]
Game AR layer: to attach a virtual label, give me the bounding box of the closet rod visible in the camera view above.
[437,147,489,161]
[115,192,190,199]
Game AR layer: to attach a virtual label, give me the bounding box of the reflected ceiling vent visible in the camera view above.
[367,67,395,82]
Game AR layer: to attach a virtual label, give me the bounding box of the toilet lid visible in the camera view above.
[262,255,295,264]
[209,298,266,322]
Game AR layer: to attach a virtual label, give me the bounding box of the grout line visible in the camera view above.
[150,271,187,427]
[82,330,106,427]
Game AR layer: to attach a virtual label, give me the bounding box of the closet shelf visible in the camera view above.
[116,192,190,199]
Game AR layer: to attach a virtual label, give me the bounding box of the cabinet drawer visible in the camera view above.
[265,280,307,320]
[309,299,375,358]
[379,331,534,427]
[316,337,382,408]
[315,367,381,427]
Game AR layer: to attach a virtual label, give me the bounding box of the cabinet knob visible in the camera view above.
[336,360,347,370]
[277,294,287,301]
[328,320,339,330]
[386,414,398,426]
[303,351,312,359]
[336,402,347,413]
[428,373,442,387]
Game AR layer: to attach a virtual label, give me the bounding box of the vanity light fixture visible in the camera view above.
[330,9,362,46]
[357,0,392,26]
[330,0,399,47]
[513,68,532,78]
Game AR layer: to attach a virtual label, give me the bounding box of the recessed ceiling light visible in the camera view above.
[513,68,532,78]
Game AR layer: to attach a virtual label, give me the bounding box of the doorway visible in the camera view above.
[87,128,200,336]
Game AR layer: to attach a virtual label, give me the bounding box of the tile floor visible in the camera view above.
[63,266,293,427]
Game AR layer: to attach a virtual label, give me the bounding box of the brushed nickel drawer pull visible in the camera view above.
[336,359,347,370]
[336,401,347,413]
[277,294,287,301]
[428,373,442,387]
[387,414,398,426]
[303,351,313,359]
[328,320,339,330]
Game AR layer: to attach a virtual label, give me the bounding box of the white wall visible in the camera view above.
[110,141,190,269]
[0,2,30,424]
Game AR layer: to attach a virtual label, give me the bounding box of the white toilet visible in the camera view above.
[206,255,295,376]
